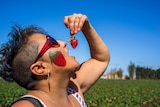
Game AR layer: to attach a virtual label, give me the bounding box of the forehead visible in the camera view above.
[29,33,46,41]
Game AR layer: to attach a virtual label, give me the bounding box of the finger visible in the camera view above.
[74,16,81,34]
[64,15,76,34]
[78,15,88,30]
[69,14,81,34]
[74,14,82,31]
[64,13,87,34]
[71,13,84,34]
[68,16,76,34]
[64,16,70,28]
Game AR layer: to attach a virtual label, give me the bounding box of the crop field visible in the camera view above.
[84,79,160,107]
[0,79,160,107]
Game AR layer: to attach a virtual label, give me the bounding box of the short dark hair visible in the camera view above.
[0,25,48,89]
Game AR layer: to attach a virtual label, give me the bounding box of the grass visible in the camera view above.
[0,78,160,107]
[84,79,160,107]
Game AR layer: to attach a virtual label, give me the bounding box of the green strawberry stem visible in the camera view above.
[68,35,76,42]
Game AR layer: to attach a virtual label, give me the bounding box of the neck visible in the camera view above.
[31,70,76,106]
[38,89,75,107]
[35,73,72,99]
[34,77,75,107]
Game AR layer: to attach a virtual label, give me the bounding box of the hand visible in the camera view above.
[64,13,88,35]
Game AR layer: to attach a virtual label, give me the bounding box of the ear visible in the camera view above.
[30,62,49,76]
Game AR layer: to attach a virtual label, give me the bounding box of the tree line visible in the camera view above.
[128,62,160,79]
[107,62,160,79]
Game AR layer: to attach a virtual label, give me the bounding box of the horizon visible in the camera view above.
[0,0,160,76]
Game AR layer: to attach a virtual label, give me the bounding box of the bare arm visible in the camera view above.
[64,13,110,93]
[78,18,110,93]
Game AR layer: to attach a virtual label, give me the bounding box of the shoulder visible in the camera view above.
[11,100,34,107]
[10,95,45,107]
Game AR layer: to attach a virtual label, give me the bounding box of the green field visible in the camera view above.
[0,79,160,107]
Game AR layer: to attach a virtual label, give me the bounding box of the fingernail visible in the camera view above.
[71,31,74,34]
[75,30,77,33]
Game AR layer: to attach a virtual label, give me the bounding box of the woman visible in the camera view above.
[0,13,110,107]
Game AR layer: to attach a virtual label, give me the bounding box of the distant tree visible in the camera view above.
[136,66,160,79]
[128,62,135,79]
[135,66,142,79]
[156,68,160,79]
[147,67,154,79]
[117,68,123,79]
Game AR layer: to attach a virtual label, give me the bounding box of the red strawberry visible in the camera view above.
[71,38,78,48]
[68,36,78,49]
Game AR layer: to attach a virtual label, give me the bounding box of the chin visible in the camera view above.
[73,66,79,72]
[70,64,80,74]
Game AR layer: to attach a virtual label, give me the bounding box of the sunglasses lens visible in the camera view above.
[47,36,59,47]
[34,35,59,63]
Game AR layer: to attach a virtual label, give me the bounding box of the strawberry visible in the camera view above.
[71,38,78,48]
[68,36,78,49]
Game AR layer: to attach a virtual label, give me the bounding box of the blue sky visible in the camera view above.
[0,0,160,76]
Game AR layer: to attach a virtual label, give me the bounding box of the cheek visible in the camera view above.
[49,51,66,67]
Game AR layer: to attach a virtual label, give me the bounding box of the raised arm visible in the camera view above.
[64,13,110,93]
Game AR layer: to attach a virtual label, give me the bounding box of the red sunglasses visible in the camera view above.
[34,35,60,63]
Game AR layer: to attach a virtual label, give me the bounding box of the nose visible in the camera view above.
[58,40,66,48]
